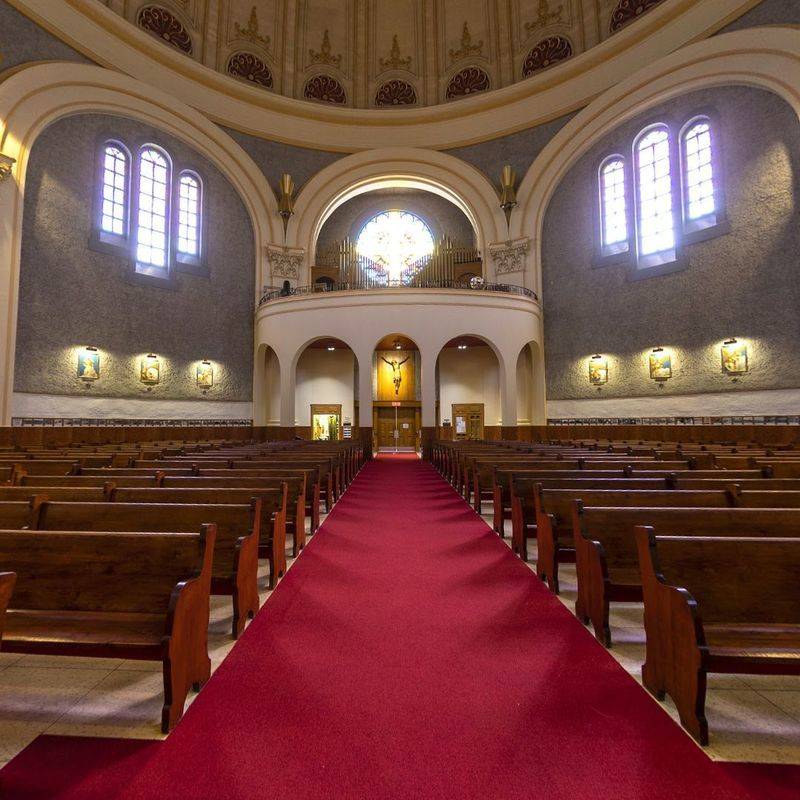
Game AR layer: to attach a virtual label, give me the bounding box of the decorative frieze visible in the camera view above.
[265,245,305,279]
[488,238,530,275]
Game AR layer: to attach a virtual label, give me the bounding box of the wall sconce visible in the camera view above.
[588,354,608,386]
[499,164,517,224]
[648,347,672,382]
[196,359,214,389]
[278,173,295,235]
[140,354,161,386]
[77,346,100,381]
[0,154,16,183]
[721,338,748,377]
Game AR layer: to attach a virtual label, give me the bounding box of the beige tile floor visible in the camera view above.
[0,515,323,770]
[483,510,800,765]
[2,503,798,770]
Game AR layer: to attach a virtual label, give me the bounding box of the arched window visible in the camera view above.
[177,171,202,258]
[356,211,435,282]
[681,117,717,229]
[598,157,629,256]
[634,125,675,261]
[136,146,171,275]
[99,142,129,238]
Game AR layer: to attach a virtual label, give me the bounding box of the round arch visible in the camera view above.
[0,62,280,424]
[287,148,506,282]
[512,27,800,296]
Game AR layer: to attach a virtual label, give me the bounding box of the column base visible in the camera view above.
[420,427,436,460]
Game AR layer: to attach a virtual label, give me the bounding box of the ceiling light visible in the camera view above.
[327,346,336,351]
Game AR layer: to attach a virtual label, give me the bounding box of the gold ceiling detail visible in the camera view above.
[234,6,271,50]
[379,35,412,72]
[449,22,483,64]
[525,1,564,34]
[310,29,343,69]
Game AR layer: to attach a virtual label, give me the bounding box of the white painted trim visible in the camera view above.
[547,388,800,419]
[12,392,253,420]
[5,0,762,151]
[0,62,278,425]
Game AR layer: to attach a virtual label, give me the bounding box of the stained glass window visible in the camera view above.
[136,147,170,274]
[356,211,435,281]
[599,157,628,254]
[635,126,675,257]
[100,143,128,237]
[177,172,201,257]
[682,119,716,223]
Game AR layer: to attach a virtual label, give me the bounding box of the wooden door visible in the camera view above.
[396,407,417,448]
[452,404,484,441]
[375,407,418,449]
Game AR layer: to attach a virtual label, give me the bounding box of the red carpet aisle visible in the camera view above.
[2,457,798,799]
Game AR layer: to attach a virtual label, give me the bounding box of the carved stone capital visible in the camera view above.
[265,245,305,279]
[488,237,529,275]
[0,154,16,183]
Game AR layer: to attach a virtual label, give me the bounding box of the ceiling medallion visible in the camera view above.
[375,79,417,106]
[234,5,271,51]
[137,5,193,55]
[449,22,483,64]
[521,35,573,77]
[309,30,343,69]
[445,66,490,100]
[379,35,412,72]
[304,74,347,105]
[609,0,665,33]
[227,51,274,88]
[525,1,564,34]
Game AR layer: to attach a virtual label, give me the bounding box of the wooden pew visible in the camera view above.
[34,501,261,639]
[0,571,16,646]
[636,527,800,745]
[19,474,161,489]
[112,486,288,589]
[0,526,215,731]
[0,485,111,503]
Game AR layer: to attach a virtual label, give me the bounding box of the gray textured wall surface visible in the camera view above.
[542,86,800,402]
[0,0,91,68]
[719,0,800,32]
[15,113,255,402]
[316,189,475,253]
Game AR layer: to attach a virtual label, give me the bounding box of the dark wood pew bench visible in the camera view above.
[34,501,261,639]
[0,571,16,645]
[636,527,800,745]
[19,474,161,488]
[0,526,215,731]
[0,485,111,503]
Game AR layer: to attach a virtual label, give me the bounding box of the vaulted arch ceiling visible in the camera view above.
[111,0,667,109]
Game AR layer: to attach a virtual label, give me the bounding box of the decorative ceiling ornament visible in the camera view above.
[227,51,273,88]
[234,5,270,51]
[379,35,412,72]
[488,238,530,275]
[309,30,342,69]
[0,153,16,183]
[522,35,573,77]
[375,79,417,106]
[445,66,490,100]
[449,22,483,63]
[524,0,564,34]
[609,0,665,33]
[304,74,347,104]
[137,5,193,54]
[265,245,305,279]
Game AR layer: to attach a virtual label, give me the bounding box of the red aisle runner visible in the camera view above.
[2,457,798,799]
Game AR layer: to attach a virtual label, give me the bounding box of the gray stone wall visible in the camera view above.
[14,113,255,403]
[542,86,800,403]
[719,0,800,32]
[316,189,475,254]
[0,0,91,68]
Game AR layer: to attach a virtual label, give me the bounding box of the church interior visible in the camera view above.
[0,0,799,797]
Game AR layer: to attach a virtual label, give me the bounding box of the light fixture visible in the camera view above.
[721,338,748,376]
[77,346,100,381]
[0,154,16,183]
[393,338,402,350]
[278,173,295,234]
[457,344,468,351]
[499,165,517,223]
[327,346,336,351]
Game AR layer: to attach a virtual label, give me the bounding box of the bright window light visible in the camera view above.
[356,211,435,281]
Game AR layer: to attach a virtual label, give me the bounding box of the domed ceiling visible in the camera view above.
[106,0,666,109]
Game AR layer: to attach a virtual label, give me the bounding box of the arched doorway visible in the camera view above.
[295,338,357,441]
[436,337,501,441]
[372,334,421,452]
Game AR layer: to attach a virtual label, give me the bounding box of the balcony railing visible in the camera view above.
[258,278,538,307]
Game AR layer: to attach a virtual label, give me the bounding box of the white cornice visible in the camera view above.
[5,0,762,152]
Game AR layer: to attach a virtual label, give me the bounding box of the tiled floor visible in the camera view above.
[483,510,800,766]
[2,505,798,770]
[0,516,322,770]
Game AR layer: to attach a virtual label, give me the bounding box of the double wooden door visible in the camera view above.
[375,407,418,449]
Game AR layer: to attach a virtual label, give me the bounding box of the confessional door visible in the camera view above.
[452,404,484,441]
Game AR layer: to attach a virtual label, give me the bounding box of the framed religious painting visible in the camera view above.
[649,350,672,381]
[588,356,608,386]
[721,340,748,375]
[140,355,160,385]
[77,348,100,381]
[196,361,214,388]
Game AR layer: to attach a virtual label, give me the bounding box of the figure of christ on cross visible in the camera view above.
[381,355,410,396]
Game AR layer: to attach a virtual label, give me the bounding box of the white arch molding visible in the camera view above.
[513,27,800,297]
[287,148,507,283]
[0,62,279,425]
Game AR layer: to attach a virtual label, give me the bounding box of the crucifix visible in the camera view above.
[381,355,410,396]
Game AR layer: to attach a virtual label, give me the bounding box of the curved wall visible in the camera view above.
[541,86,800,416]
[12,113,255,418]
